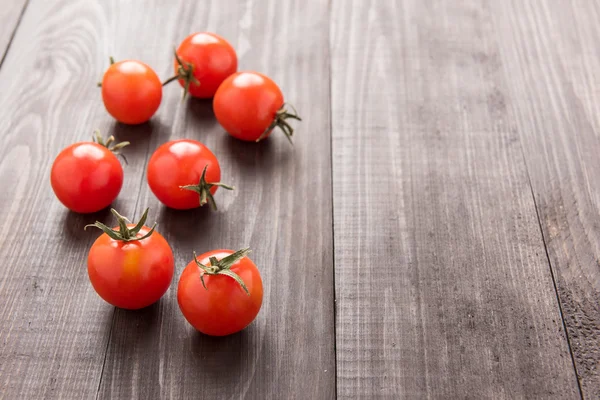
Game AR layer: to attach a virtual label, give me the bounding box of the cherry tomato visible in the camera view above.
[147,139,233,210]
[101,59,162,124]
[177,248,263,336]
[213,71,301,143]
[87,208,174,310]
[51,134,128,213]
[172,32,237,99]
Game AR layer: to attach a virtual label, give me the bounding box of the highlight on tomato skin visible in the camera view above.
[50,133,128,214]
[101,59,162,125]
[167,32,238,99]
[86,208,175,310]
[146,139,234,211]
[213,71,301,144]
[177,248,263,336]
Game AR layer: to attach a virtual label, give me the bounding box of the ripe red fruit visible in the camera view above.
[147,139,233,210]
[166,32,238,99]
[87,208,175,310]
[50,133,128,213]
[213,71,301,143]
[101,59,162,124]
[177,248,263,336]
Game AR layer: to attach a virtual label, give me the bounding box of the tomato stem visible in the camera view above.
[97,57,116,88]
[164,48,200,100]
[193,248,252,295]
[161,75,180,86]
[180,165,234,211]
[257,103,302,144]
[93,130,130,163]
[84,208,157,242]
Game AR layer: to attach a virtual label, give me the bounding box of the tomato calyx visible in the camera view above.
[97,57,116,87]
[257,103,302,144]
[180,165,234,211]
[85,208,157,242]
[193,248,252,295]
[162,50,200,100]
[93,130,130,162]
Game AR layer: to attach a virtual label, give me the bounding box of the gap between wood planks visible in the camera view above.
[94,139,155,399]
[0,0,30,71]
[326,0,338,396]
[519,133,584,399]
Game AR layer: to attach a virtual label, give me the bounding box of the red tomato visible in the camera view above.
[146,139,233,210]
[51,134,127,213]
[213,71,301,143]
[87,208,174,310]
[172,32,237,98]
[101,59,162,124]
[177,248,263,336]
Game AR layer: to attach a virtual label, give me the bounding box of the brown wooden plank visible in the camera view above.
[0,0,28,65]
[331,0,580,398]
[96,0,335,399]
[492,1,600,397]
[0,0,194,398]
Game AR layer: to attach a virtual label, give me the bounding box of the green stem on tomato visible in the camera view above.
[93,130,130,163]
[84,208,156,242]
[161,75,180,86]
[164,48,200,100]
[193,248,251,295]
[256,103,302,145]
[179,165,234,211]
[97,57,117,88]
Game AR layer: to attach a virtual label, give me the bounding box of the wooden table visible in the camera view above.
[1,1,598,398]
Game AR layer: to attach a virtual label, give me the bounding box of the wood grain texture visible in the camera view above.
[0,0,28,63]
[0,0,202,398]
[492,1,600,397]
[4,1,599,399]
[96,1,335,399]
[330,0,580,398]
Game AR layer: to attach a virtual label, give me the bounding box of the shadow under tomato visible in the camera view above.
[112,300,162,335]
[157,204,217,246]
[185,97,217,129]
[110,118,173,155]
[221,133,285,168]
[62,205,117,241]
[110,120,156,151]
[189,325,254,379]
[103,300,164,365]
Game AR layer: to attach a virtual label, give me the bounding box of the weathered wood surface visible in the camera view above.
[0,0,334,399]
[492,1,600,397]
[96,0,335,399]
[0,0,145,398]
[0,0,28,64]
[2,0,600,399]
[331,0,581,398]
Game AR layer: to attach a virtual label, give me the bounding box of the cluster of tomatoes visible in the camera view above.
[49,32,300,336]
